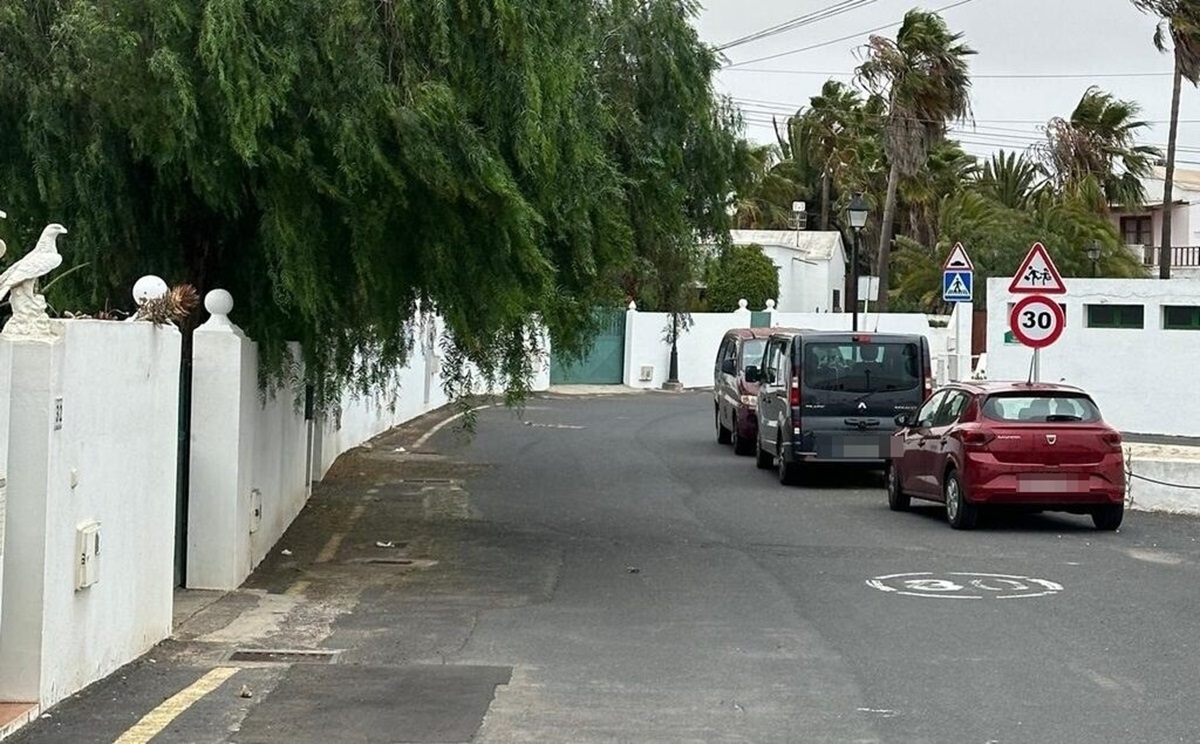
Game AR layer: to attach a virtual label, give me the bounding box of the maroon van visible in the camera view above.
[714,327,798,456]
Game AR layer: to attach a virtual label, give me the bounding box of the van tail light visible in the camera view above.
[924,375,934,401]
[789,377,800,407]
[1101,431,1122,450]
[960,430,996,449]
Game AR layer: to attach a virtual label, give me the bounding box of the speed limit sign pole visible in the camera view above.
[1007,242,1068,382]
[1008,294,1066,381]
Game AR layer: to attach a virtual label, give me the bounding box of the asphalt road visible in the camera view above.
[10,390,1200,743]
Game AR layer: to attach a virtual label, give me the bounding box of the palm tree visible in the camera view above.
[971,151,1048,210]
[729,143,807,229]
[899,138,978,249]
[855,10,975,311]
[1131,0,1200,278]
[789,80,868,230]
[1037,87,1161,211]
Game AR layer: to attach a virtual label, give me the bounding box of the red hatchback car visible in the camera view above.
[887,381,1126,531]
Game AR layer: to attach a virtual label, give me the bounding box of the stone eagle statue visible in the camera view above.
[0,222,68,338]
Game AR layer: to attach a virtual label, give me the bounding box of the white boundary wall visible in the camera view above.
[0,322,180,711]
[622,301,970,389]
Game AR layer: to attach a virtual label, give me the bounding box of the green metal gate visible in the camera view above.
[750,310,772,328]
[550,309,626,384]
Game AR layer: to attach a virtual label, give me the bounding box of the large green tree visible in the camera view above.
[0,0,742,402]
[1132,0,1200,278]
[855,9,975,312]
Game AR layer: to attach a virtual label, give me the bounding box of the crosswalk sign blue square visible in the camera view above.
[942,270,973,302]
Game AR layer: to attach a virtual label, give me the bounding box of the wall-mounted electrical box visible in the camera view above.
[249,489,262,534]
[76,521,101,590]
[639,366,654,382]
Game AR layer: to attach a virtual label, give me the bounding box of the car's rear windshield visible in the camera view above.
[742,339,766,365]
[802,342,920,393]
[981,393,1102,423]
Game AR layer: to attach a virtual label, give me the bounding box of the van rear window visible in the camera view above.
[803,342,920,393]
[743,339,766,365]
[982,394,1101,423]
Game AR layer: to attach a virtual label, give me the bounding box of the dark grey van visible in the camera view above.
[753,331,933,485]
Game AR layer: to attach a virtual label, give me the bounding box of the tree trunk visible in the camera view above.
[820,171,831,231]
[875,160,901,313]
[1159,61,1183,280]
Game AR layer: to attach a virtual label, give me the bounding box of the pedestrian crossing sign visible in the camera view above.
[942,270,973,302]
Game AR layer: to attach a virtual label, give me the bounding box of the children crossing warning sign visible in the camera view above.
[1008,242,1067,294]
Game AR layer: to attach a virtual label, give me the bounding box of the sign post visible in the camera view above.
[1007,242,1068,381]
[942,243,973,380]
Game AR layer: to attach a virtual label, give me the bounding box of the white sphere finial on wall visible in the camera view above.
[201,289,236,330]
[132,275,169,306]
[765,299,776,311]
[737,299,748,310]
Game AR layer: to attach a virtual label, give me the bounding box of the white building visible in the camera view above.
[1110,166,1200,276]
[726,230,848,313]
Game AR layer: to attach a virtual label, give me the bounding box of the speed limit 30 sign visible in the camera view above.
[1009,295,1065,348]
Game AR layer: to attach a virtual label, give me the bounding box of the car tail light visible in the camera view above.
[789,377,800,407]
[1101,431,1122,450]
[961,430,996,449]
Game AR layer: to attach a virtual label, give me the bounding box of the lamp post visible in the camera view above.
[1086,240,1101,278]
[664,311,682,391]
[845,193,869,332]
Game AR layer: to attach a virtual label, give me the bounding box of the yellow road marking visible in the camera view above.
[314,504,367,563]
[285,580,311,597]
[114,667,239,744]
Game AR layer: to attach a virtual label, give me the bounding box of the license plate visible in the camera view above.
[1017,475,1087,493]
[823,435,895,459]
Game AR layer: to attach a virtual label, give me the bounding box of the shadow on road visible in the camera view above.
[900,503,1101,534]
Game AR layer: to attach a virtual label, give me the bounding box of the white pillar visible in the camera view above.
[765,299,778,327]
[733,299,751,327]
[0,336,63,703]
[622,301,638,386]
[187,291,255,590]
[0,337,9,650]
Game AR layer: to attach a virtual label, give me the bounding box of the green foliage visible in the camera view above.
[706,244,779,312]
[0,0,743,405]
[889,189,1148,313]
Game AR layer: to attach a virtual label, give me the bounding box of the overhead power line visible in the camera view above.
[729,96,1200,125]
[717,0,882,52]
[724,0,979,69]
[723,67,1176,80]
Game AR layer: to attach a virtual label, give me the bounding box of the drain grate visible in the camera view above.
[227,649,340,664]
[363,558,414,565]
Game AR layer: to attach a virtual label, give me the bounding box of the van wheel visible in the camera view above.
[886,462,910,512]
[715,406,731,445]
[755,438,773,470]
[944,470,977,530]
[1092,503,1123,531]
[777,436,801,486]
[732,422,754,456]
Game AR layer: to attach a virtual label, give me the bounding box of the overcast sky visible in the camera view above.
[693,0,1200,169]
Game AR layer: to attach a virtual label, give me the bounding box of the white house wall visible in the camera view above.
[985,277,1200,436]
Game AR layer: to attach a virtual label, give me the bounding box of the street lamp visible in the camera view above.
[846,193,870,332]
[1086,240,1101,278]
